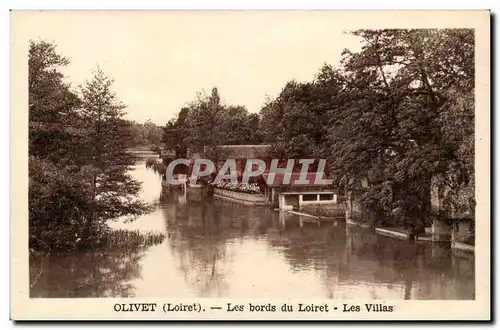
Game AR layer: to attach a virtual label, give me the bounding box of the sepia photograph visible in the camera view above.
[10,10,490,321]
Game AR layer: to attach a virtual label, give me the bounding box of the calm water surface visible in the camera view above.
[30,161,475,299]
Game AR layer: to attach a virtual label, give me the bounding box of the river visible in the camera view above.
[29,160,475,300]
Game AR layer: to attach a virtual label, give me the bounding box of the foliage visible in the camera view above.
[145,158,167,178]
[128,119,164,151]
[97,229,165,250]
[162,87,263,161]
[29,40,153,252]
[78,67,153,233]
[259,29,475,232]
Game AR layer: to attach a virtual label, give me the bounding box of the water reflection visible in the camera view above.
[29,163,475,299]
[29,249,144,298]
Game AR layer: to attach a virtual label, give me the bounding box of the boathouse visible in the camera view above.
[201,145,342,211]
[260,171,339,210]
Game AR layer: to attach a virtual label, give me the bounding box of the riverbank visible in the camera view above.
[127,148,159,159]
[30,228,166,253]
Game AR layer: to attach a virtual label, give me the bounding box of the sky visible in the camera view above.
[15,11,368,125]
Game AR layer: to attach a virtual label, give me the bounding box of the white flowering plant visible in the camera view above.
[215,180,262,195]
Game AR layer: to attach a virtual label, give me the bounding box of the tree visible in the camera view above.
[257,29,474,232]
[29,156,95,251]
[162,107,191,158]
[196,87,226,168]
[29,41,161,252]
[28,40,83,165]
[326,29,474,231]
[142,119,163,148]
[78,67,151,238]
[221,106,262,145]
[28,40,92,250]
[259,69,344,159]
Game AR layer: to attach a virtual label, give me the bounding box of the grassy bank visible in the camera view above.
[30,228,166,254]
[101,229,166,250]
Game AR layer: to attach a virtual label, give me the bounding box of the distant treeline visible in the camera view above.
[128,120,163,152]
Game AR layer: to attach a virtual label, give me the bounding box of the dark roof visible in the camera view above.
[204,144,272,159]
[261,172,333,188]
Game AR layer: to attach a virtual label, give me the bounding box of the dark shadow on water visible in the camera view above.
[161,188,474,300]
[29,247,146,298]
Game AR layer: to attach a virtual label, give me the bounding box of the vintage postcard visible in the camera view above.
[10,10,490,321]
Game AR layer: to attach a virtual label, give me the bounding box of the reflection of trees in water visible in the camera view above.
[175,199,229,297]
[265,212,347,272]
[29,248,145,298]
[265,213,350,298]
[159,188,474,300]
[166,191,352,298]
[160,190,273,297]
[343,226,475,299]
[261,211,474,300]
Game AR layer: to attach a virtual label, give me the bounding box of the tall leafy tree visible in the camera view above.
[78,67,151,237]
[326,29,474,230]
[29,40,91,250]
[29,41,161,252]
[222,106,262,145]
[260,68,345,159]
[162,107,191,158]
[28,40,83,165]
[258,29,474,232]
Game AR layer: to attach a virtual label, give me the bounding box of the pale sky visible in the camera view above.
[15,11,366,125]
